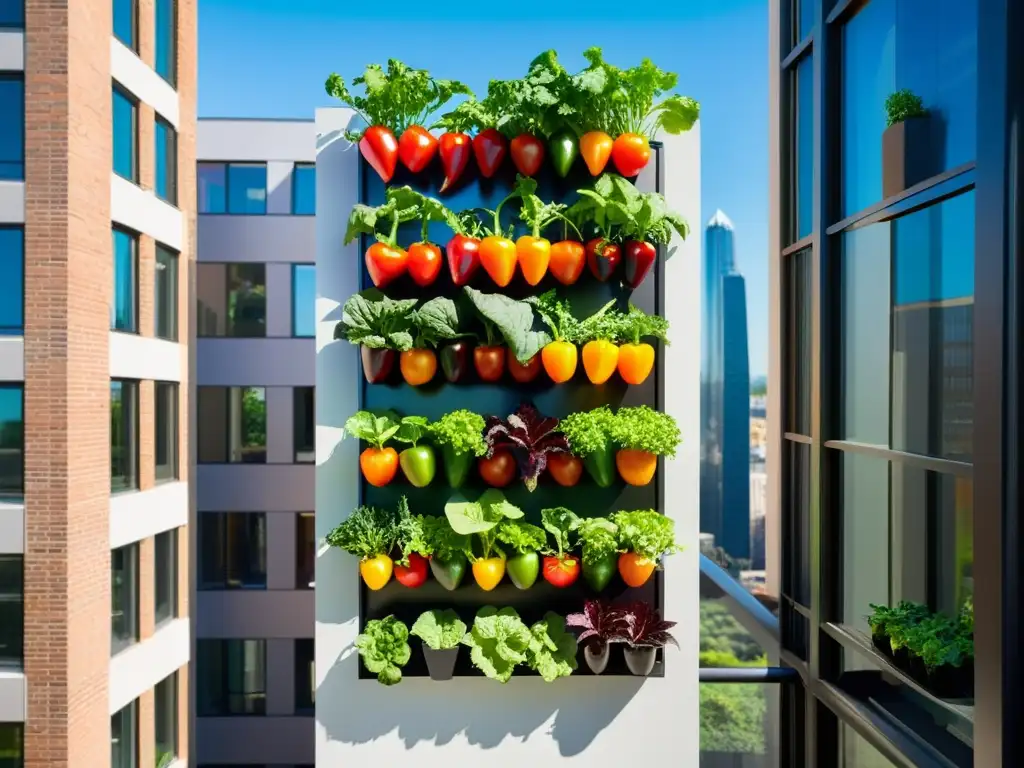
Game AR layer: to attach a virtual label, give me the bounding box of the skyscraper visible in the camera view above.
[700,210,752,561]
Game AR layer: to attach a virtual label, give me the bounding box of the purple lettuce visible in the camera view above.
[484,404,568,492]
[618,601,679,649]
[566,599,630,650]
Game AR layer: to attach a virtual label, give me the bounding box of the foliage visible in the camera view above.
[324,502,400,560]
[417,514,470,562]
[884,89,927,127]
[410,609,467,651]
[699,601,768,664]
[570,174,688,246]
[566,599,630,649]
[335,291,416,351]
[461,606,533,683]
[574,300,622,345]
[959,594,974,635]
[343,410,400,450]
[526,612,579,682]
[541,506,581,557]
[617,601,679,649]
[241,387,266,451]
[486,50,574,139]
[428,409,487,457]
[527,290,580,343]
[700,683,767,755]
[413,296,470,346]
[611,406,682,457]
[612,509,678,562]
[394,415,430,447]
[484,404,569,492]
[868,601,975,669]
[355,616,411,685]
[576,517,619,566]
[463,287,553,361]
[557,406,616,457]
[613,304,670,346]
[495,520,548,555]
[514,175,577,238]
[325,60,470,141]
[343,192,419,249]
[395,498,427,565]
[444,489,524,560]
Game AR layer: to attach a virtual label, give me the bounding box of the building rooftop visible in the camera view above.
[707,208,735,230]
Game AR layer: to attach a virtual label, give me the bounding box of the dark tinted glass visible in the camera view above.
[797,0,814,40]
[0,227,23,333]
[294,387,314,463]
[112,0,136,49]
[785,441,811,605]
[155,673,178,764]
[840,451,890,631]
[294,639,314,714]
[196,639,267,716]
[0,555,23,665]
[0,385,23,497]
[227,163,267,214]
[0,723,23,768]
[197,386,267,464]
[155,530,177,624]
[111,544,139,653]
[155,0,176,85]
[795,54,813,241]
[155,118,177,204]
[155,246,178,340]
[297,513,314,589]
[112,87,137,181]
[199,512,267,589]
[196,263,266,337]
[0,75,24,181]
[112,228,137,332]
[110,380,139,491]
[111,700,137,768]
[841,723,898,766]
[292,264,315,337]
[293,163,315,215]
[0,1,24,25]
[198,163,226,213]
[155,382,178,481]
[784,247,811,435]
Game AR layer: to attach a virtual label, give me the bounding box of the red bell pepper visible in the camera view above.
[438,132,473,192]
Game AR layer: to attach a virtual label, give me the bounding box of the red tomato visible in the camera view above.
[406,242,443,287]
[394,552,429,588]
[507,353,542,383]
[397,125,439,173]
[479,450,516,487]
[473,346,506,382]
[547,453,583,487]
[543,554,581,587]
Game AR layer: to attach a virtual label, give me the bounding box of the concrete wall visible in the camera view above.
[313,106,702,765]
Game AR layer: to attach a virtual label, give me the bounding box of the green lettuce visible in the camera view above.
[461,607,532,683]
[527,612,579,682]
[355,616,411,685]
[410,609,467,651]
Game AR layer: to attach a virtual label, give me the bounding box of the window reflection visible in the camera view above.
[794,55,813,241]
[112,86,137,182]
[701,683,778,765]
[227,163,267,214]
[293,163,316,215]
[292,264,315,337]
[297,513,315,589]
[0,385,23,498]
[294,639,314,714]
[112,228,137,333]
[196,263,266,338]
[199,512,267,589]
[841,723,897,767]
[198,163,227,214]
[0,75,24,181]
[0,227,23,333]
[293,387,314,463]
[197,386,266,464]
[196,639,267,716]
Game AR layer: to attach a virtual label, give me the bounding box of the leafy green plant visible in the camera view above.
[410,609,467,651]
[444,489,524,561]
[959,595,974,635]
[577,517,619,567]
[571,174,688,247]
[335,291,416,351]
[463,286,553,362]
[325,60,470,141]
[487,50,572,140]
[867,601,929,643]
[428,410,487,457]
[413,296,471,348]
[355,615,412,685]
[541,507,581,559]
[526,612,579,682]
[884,89,927,128]
[611,510,678,563]
[558,406,616,457]
[496,520,548,555]
[484,404,569,492]
[324,504,399,559]
[343,410,400,450]
[461,606,533,683]
[613,304,670,346]
[574,300,623,346]
[528,290,580,344]
[611,406,682,457]
[417,514,469,562]
[395,498,428,566]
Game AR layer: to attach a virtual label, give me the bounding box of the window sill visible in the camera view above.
[113,170,141,187]
[111,638,139,658]
[110,327,140,337]
[154,474,180,486]
[111,485,142,497]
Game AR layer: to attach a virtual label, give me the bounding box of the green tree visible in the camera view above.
[700,683,767,754]
[242,388,267,449]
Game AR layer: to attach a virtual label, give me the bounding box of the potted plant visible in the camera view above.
[410,609,467,681]
[496,520,548,590]
[868,600,929,662]
[355,615,412,685]
[343,410,401,487]
[418,514,470,591]
[484,404,570,492]
[393,416,436,488]
[335,291,416,383]
[577,517,620,591]
[566,599,630,674]
[324,501,400,591]
[558,407,617,488]
[525,611,579,682]
[610,406,681,486]
[881,89,931,198]
[394,499,429,588]
[617,600,679,677]
[444,489,525,591]
[461,607,533,683]
[541,506,582,588]
[428,409,488,488]
[611,509,678,587]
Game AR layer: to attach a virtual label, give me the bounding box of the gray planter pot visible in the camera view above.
[422,646,459,681]
[624,646,657,676]
[584,643,610,675]
[882,116,935,199]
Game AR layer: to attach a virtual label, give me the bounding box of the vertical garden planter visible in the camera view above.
[881,116,934,199]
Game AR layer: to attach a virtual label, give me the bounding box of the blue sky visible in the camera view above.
[198,0,770,376]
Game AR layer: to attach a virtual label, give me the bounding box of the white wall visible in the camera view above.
[314,106,701,765]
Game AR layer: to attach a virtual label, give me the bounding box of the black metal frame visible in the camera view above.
[774,0,1022,764]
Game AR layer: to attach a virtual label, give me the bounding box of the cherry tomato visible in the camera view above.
[478,450,516,487]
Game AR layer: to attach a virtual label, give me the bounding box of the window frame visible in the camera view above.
[154,115,178,205]
[111,227,139,334]
[291,263,315,338]
[154,244,179,341]
[154,381,179,482]
[292,162,316,215]
[111,543,140,655]
[0,554,23,667]
[0,225,24,334]
[196,638,268,717]
[196,385,268,465]
[154,0,177,87]
[112,0,138,52]
[110,378,140,492]
[196,262,268,338]
[0,73,25,181]
[198,511,268,590]
[154,672,178,764]
[0,383,24,499]
[154,529,178,627]
[112,82,139,183]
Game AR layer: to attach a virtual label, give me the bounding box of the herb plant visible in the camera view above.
[611,406,682,457]
[355,615,412,685]
[324,503,398,560]
[428,410,487,457]
[884,89,927,128]
[615,304,670,346]
[558,406,618,488]
[335,291,416,351]
[461,606,533,683]
[410,609,467,651]
[496,520,548,555]
[417,515,469,562]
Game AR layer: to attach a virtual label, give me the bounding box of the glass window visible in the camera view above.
[155,382,178,482]
[793,54,813,241]
[111,700,137,768]
[155,0,176,86]
[785,441,811,606]
[0,1,25,26]
[227,163,267,215]
[841,723,897,766]
[197,386,267,464]
[0,723,23,768]
[155,245,178,341]
[784,248,811,435]
[295,639,314,714]
[292,264,315,337]
[155,117,177,205]
[0,227,24,334]
[293,387,314,463]
[111,544,139,654]
[199,512,267,589]
[701,683,777,758]
[292,163,316,215]
[112,86,137,182]
[0,555,23,666]
[112,228,137,332]
[112,0,136,50]
[0,75,24,181]
[796,0,814,41]
[297,512,314,589]
[196,263,266,338]
[196,639,267,716]
[155,673,177,767]
[197,163,227,214]
[155,530,178,626]
[110,380,139,491]
[0,385,24,498]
